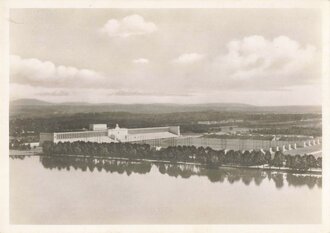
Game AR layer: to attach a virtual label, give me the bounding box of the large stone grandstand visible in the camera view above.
[39,124,180,145]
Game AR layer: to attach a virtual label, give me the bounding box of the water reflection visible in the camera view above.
[32,156,322,189]
[10,155,28,160]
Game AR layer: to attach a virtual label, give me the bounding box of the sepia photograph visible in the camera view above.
[1,0,330,232]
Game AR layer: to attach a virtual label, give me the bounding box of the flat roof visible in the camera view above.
[41,126,179,134]
[127,126,178,135]
[41,129,107,134]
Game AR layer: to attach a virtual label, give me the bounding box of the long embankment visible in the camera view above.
[10,153,322,175]
[10,143,322,174]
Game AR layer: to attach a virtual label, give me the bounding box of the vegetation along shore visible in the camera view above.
[41,141,322,172]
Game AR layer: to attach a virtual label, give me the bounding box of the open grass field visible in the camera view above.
[283,144,322,157]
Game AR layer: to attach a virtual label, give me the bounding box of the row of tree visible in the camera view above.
[42,141,322,171]
[9,139,31,150]
[38,156,322,189]
[251,126,322,137]
[10,110,321,137]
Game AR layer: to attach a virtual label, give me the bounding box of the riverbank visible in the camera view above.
[10,149,322,175]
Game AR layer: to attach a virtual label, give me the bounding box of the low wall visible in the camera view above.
[136,136,322,151]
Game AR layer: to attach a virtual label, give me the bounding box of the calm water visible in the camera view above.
[10,155,322,224]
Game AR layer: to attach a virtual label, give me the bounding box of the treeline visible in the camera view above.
[10,111,321,137]
[251,127,322,137]
[9,155,27,160]
[42,141,322,171]
[9,139,31,150]
[38,156,322,189]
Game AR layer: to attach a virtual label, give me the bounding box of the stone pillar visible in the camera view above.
[282,145,286,151]
[276,146,279,151]
[307,141,312,146]
[293,143,297,149]
[288,144,292,150]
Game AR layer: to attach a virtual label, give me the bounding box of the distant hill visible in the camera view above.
[10,98,322,118]
[10,98,53,106]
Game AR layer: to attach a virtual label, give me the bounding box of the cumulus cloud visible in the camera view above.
[165,36,319,93]
[10,36,319,102]
[100,14,158,38]
[10,55,106,88]
[172,53,205,64]
[211,35,318,88]
[133,58,149,64]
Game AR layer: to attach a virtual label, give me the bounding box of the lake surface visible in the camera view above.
[10,155,322,224]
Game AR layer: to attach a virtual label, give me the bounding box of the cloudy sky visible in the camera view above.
[10,8,322,105]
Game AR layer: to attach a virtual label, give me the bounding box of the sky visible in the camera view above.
[9,8,322,105]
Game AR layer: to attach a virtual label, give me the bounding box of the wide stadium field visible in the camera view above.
[283,144,322,157]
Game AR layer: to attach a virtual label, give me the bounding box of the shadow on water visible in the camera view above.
[11,155,322,189]
[10,155,28,160]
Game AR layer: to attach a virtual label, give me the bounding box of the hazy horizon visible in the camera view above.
[10,9,322,105]
[10,97,323,107]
